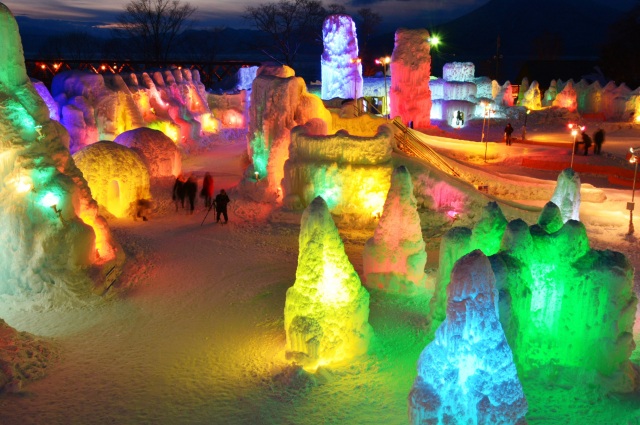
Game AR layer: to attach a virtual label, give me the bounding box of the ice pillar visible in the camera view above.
[363,166,427,293]
[390,28,432,128]
[409,250,528,425]
[284,196,372,371]
[320,15,363,100]
[550,168,580,222]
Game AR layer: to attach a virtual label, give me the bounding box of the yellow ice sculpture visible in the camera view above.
[284,196,372,371]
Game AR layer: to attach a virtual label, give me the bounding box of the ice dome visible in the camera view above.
[73,141,151,218]
[114,127,181,178]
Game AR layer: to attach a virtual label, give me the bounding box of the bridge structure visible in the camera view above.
[24,59,262,89]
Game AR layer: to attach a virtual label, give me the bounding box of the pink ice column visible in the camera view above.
[320,15,363,101]
[390,28,432,128]
[362,166,426,293]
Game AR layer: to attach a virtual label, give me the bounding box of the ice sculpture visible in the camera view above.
[248,64,331,200]
[549,168,580,222]
[281,122,393,218]
[284,197,372,371]
[430,201,638,394]
[518,80,541,110]
[362,166,427,293]
[409,250,528,425]
[432,62,476,124]
[73,141,151,218]
[552,80,577,111]
[430,202,506,322]
[390,28,432,128]
[114,127,182,178]
[320,15,363,101]
[0,319,57,393]
[0,2,120,298]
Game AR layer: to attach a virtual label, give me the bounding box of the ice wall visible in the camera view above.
[284,196,372,371]
[51,68,220,153]
[320,15,363,101]
[282,121,394,218]
[434,62,476,125]
[73,141,151,218]
[248,64,331,200]
[0,2,120,300]
[550,168,580,222]
[430,202,638,393]
[410,250,528,425]
[114,127,181,178]
[389,28,432,128]
[362,166,427,293]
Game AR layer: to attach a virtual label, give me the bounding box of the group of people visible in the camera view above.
[172,172,231,223]
[576,128,606,156]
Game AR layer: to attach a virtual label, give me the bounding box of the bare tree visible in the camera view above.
[117,0,196,61]
[326,4,346,15]
[244,0,327,66]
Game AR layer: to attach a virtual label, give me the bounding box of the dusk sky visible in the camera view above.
[2,0,493,30]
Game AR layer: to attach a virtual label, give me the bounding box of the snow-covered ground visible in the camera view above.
[0,122,639,425]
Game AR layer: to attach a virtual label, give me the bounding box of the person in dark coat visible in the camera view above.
[201,172,214,209]
[504,123,514,145]
[582,132,592,155]
[172,174,186,211]
[593,128,605,154]
[214,189,230,223]
[184,174,198,214]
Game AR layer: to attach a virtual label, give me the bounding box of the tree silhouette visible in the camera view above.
[244,0,326,66]
[117,0,196,61]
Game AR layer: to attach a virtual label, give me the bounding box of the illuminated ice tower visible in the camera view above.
[390,28,432,128]
[0,2,120,297]
[409,250,528,425]
[320,15,363,101]
[363,166,427,293]
[284,197,372,371]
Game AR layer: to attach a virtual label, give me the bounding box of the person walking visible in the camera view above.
[504,123,514,146]
[582,132,592,156]
[593,128,605,155]
[172,174,186,211]
[201,172,214,209]
[215,189,230,224]
[184,174,198,214]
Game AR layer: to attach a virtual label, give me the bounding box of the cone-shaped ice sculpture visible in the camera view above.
[363,165,426,293]
[0,2,120,298]
[550,168,580,223]
[409,250,528,425]
[284,196,372,371]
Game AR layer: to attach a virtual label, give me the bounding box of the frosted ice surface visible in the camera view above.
[320,15,362,101]
[550,168,580,222]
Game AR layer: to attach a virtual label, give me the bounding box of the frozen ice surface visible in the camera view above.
[550,168,581,222]
[114,127,181,178]
[320,15,362,101]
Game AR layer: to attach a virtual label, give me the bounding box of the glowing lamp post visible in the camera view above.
[627,147,640,235]
[567,123,585,169]
[350,57,361,100]
[481,102,493,162]
[375,56,391,117]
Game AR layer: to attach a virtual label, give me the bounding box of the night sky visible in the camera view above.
[1,0,496,30]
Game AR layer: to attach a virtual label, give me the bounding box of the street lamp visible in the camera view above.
[567,123,585,169]
[375,56,391,117]
[481,102,492,162]
[627,147,640,235]
[522,108,530,140]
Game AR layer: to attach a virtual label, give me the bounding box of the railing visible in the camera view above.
[24,59,262,89]
[392,117,461,178]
